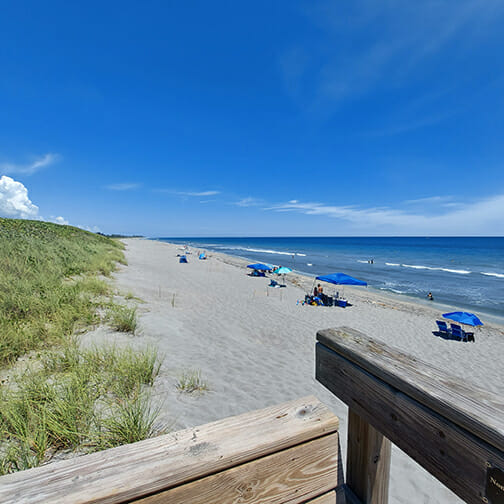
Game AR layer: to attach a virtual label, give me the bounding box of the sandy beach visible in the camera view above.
[89,238,504,504]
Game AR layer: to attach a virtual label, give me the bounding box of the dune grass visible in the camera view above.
[0,218,125,366]
[108,305,138,334]
[0,341,163,474]
[0,218,164,474]
[176,369,209,394]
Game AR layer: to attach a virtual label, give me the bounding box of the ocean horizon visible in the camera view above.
[154,236,504,322]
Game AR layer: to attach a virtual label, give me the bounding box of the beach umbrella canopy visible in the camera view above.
[273,267,292,274]
[316,273,367,286]
[247,263,272,271]
[442,311,483,327]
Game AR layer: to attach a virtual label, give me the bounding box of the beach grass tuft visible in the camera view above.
[99,393,160,447]
[0,342,163,474]
[176,369,209,394]
[108,305,138,334]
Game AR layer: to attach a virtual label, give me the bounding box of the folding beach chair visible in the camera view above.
[436,320,451,335]
[450,324,466,342]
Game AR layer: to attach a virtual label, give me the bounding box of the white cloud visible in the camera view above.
[52,216,69,225]
[403,196,453,205]
[105,183,141,191]
[267,194,504,235]
[77,224,101,233]
[177,190,220,197]
[0,176,39,218]
[0,153,60,175]
[234,197,262,207]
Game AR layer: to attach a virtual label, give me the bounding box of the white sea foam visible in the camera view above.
[439,268,471,274]
[216,246,295,256]
[357,260,369,264]
[380,287,406,294]
[401,264,434,270]
[481,272,504,278]
[307,263,313,266]
[385,263,400,267]
[401,264,471,274]
[296,253,307,257]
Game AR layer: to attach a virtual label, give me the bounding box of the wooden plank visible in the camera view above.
[306,485,362,504]
[317,327,504,453]
[134,433,340,504]
[0,396,338,504]
[316,342,504,504]
[346,409,391,504]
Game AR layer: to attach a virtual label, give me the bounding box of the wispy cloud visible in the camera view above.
[0,153,60,176]
[403,196,453,205]
[266,194,504,235]
[281,0,504,112]
[177,190,220,197]
[154,188,221,197]
[234,197,263,207]
[105,183,141,191]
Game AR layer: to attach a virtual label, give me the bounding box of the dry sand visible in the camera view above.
[89,238,504,504]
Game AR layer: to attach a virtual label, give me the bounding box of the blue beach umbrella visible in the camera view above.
[442,311,483,327]
[247,263,272,271]
[273,267,292,275]
[316,273,367,286]
[273,266,292,286]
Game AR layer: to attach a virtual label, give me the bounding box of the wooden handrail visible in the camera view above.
[316,326,504,504]
[0,396,344,504]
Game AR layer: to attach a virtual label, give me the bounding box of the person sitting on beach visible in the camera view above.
[318,284,323,295]
[314,285,319,297]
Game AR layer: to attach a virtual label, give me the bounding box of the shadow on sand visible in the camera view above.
[432,331,475,342]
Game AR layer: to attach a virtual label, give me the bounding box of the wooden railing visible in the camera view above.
[0,396,355,504]
[2,327,503,503]
[316,327,504,504]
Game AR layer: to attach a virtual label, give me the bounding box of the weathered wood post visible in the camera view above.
[316,326,504,504]
[346,410,391,504]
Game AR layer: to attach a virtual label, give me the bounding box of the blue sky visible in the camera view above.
[1,0,504,236]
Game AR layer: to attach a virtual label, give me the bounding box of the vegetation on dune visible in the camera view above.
[0,218,126,366]
[0,218,163,474]
[108,305,138,334]
[0,341,162,474]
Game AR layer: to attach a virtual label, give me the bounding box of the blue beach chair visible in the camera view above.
[450,324,466,342]
[436,320,451,335]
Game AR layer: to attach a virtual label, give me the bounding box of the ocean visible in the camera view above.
[154,237,504,321]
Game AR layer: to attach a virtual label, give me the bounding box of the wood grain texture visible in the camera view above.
[346,409,391,504]
[134,433,340,504]
[317,327,504,453]
[0,396,339,504]
[316,342,504,504]
[306,485,362,504]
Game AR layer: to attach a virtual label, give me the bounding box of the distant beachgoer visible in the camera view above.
[318,284,323,295]
[427,292,434,300]
[314,285,319,297]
